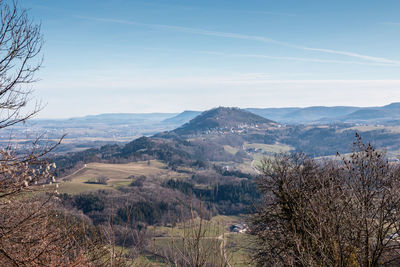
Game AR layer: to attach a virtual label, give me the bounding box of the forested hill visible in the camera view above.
[172,107,276,135]
[53,136,245,177]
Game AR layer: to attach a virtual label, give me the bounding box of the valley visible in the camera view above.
[44,105,400,265]
[55,159,255,266]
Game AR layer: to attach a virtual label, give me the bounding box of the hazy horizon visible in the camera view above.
[31,101,399,120]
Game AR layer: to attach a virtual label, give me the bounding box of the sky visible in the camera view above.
[17,0,400,118]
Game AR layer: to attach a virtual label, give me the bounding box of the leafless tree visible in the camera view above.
[0,1,111,266]
[0,0,43,129]
[250,135,400,267]
[0,191,108,266]
[99,199,150,267]
[163,201,231,267]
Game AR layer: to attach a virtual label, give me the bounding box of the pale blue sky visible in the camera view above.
[18,0,400,118]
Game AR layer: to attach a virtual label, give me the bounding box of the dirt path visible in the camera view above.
[60,164,87,181]
[217,234,232,267]
[250,159,261,174]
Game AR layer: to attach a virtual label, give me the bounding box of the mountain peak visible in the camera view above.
[173,107,275,135]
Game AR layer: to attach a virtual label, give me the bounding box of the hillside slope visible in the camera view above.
[173,107,276,135]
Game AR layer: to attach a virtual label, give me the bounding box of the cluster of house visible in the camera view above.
[230,223,248,234]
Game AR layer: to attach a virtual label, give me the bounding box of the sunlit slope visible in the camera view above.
[59,160,191,194]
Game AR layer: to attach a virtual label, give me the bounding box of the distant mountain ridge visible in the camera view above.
[247,103,400,124]
[17,102,400,154]
[158,102,400,126]
[34,102,400,126]
[67,113,178,124]
[162,111,202,125]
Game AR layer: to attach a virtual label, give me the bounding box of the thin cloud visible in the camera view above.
[381,22,400,26]
[246,11,297,17]
[300,47,400,65]
[76,15,400,65]
[201,51,399,66]
[75,15,286,46]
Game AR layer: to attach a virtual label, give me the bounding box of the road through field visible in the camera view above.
[218,234,232,267]
[61,164,87,181]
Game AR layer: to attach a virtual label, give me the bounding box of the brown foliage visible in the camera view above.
[161,202,231,267]
[251,135,400,266]
[0,2,111,266]
[0,149,108,266]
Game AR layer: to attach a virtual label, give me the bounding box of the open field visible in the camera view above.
[97,215,252,266]
[339,125,400,133]
[235,160,258,174]
[224,145,240,155]
[226,233,256,267]
[224,142,293,156]
[149,215,241,237]
[59,160,192,194]
[222,142,294,173]
[243,142,293,153]
[146,215,253,267]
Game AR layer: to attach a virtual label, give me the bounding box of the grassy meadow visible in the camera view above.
[58,160,191,194]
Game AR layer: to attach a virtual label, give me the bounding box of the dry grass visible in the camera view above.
[339,125,400,133]
[226,233,256,266]
[224,145,240,155]
[243,142,293,153]
[59,160,191,195]
[148,215,253,266]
